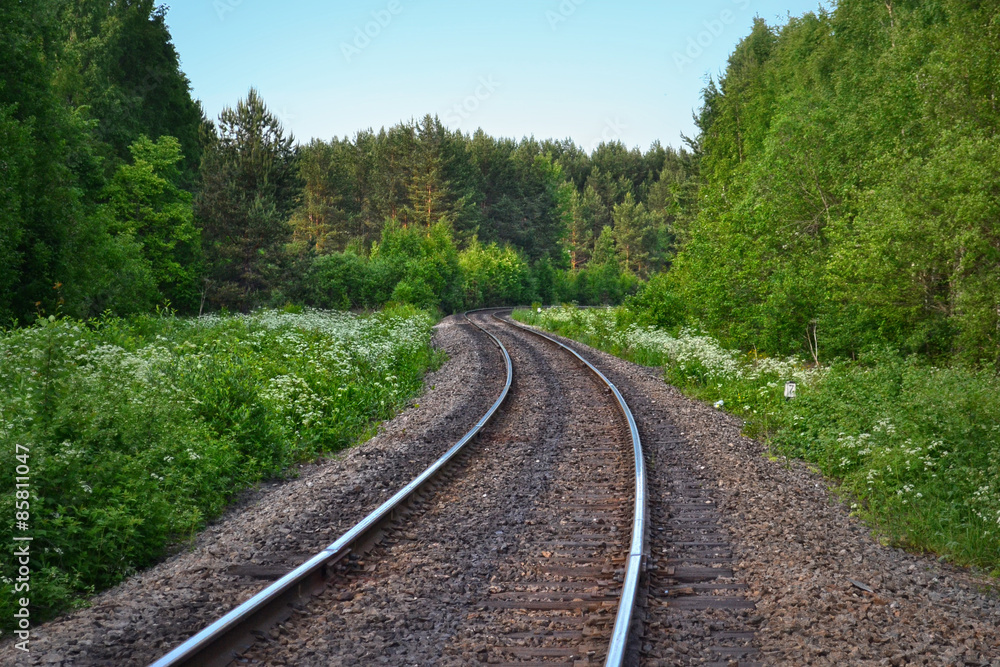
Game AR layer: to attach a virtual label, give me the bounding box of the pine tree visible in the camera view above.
[290,139,351,254]
[196,89,299,311]
[403,149,453,228]
[592,226,618,267]
[568,186,604,269]
[401,116,461,229]
[612,193,651,275]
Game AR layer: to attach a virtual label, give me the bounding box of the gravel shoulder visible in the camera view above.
[7,314,503,667]
[239,311,630,666]
[522,323,1000,667]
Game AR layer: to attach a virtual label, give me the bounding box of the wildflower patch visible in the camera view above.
[0,306,438,631]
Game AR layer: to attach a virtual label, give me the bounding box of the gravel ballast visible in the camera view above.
[532,325,1000,667]
[240,311,634,665]
[6,315,504,666]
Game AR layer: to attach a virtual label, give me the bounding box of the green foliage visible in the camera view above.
[292,125,695,273]
[671,2,1000,366]
[626,272,685,328]
[290,220,644,312]
[197,88,300,312]
[289,138,353,254]
[566,186,599,269]
[370,221,463,311]
[591,226,617,267]
[0,307,439,630]
[59,221,160,318]
[460,239,532,308]
[612,193,653,275]
[53,0,206,181]
[296,252,368,310]
[106,135,203,310]
[0,104,32,323]
[0,1,204,323]
[773,352,1000,569]
[400,115,471,231]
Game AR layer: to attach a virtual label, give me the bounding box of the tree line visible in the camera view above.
[8,1,998,371]
[2,1,697,325]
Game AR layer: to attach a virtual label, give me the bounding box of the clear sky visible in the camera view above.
[165,0,826,151]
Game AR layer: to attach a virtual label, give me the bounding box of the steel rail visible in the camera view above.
[149,312,513,667]
[497,311,646,667]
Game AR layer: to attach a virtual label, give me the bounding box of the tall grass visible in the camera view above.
[513,306,1000,574]
[0,306,440,629]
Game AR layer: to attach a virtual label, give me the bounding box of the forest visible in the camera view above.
[2,0,999,631]
[1,0,698,325]
[666,0,1000,367]
[6,1,999,370]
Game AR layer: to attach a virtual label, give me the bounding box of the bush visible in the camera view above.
[774,352,1000,569]
[626,272,685,328]
[298,252,369,310]
[460,240,532,308]
[557,264,640,306]
[291,224,640,313]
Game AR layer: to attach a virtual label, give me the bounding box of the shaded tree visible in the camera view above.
[197,89,299,311]
[105,135,202,309]
[54,0,206,182]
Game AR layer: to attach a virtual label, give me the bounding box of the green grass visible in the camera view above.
[513,306,1000,575]
[0,305,441,630]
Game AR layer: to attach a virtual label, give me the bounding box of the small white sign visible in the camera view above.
[784,381,797,400]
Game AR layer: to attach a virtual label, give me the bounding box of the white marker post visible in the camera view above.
[784,381,797,401]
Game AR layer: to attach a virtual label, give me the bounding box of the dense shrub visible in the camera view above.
[297,252,369,310]
[460,240,532,308]
[773,352,1000,569]
[292,223,641,312]
[557,264,641,306]
[625,272,685,328]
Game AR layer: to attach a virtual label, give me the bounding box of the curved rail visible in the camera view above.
[497,311,646,667]
[149,312,513,667]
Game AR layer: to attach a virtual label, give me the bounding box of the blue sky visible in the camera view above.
[165,0,827,151]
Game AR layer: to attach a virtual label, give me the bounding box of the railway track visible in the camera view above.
[490,315,760,667]
[459,311,645,665]
[149,310,646,666]
[521,330,763,667]
[26,308,1000,665]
